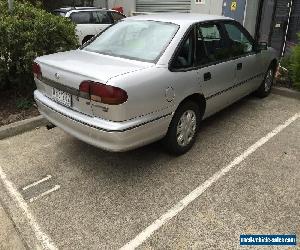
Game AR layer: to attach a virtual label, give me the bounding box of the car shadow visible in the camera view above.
[57,95,260,178]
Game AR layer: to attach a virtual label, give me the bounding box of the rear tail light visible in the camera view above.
[79,81,128,105]
[32,62,42,80]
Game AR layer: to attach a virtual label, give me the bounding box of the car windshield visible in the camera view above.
[83,20,179,62]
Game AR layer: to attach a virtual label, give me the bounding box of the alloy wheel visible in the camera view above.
[264,69,274,92]
[176,110,197,147]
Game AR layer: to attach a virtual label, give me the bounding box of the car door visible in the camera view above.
[168,28,200,109]
[194,22,237,117]
[69,11,95,45]
[91,11,113,35]
[222,21,265,98]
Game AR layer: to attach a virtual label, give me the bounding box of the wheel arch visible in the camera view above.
[177,93,206,119]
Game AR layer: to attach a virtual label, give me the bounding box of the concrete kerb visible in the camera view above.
[0,115,47,140]
[272,86,300,100]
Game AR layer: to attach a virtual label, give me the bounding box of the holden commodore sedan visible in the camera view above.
[33,13,277,155]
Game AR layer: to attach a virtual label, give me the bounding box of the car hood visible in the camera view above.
[35,49,154,84]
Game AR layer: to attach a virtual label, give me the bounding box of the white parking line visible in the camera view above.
[120,113,300,250]
[29,185,60,203]
[0,168,58,249]
[22,175,52,191]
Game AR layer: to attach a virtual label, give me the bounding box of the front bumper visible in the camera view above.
[34,90,172,152]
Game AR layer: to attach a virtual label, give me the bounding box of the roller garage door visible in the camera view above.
[136,0,191,13]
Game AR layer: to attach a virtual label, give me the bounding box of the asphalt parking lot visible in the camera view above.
[0,93,299,250]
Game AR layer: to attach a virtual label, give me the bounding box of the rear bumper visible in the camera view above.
[34,90,172,152]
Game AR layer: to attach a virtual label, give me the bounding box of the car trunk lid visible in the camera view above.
[35,49,153,118]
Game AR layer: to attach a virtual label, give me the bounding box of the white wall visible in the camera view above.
[190,0,223,15]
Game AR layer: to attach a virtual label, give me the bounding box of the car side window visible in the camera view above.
[197,23,231,62]
[195,25,211,66]
[111,12,125,22]
[70,12,91,24]
[92,11,112,24]
[223,22,254,57]
[172,30,195,69]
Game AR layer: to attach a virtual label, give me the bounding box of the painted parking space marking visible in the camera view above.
[121,112,300,250]
[0,167,58,249]
[22,175,52,191]
[29,185,60,203]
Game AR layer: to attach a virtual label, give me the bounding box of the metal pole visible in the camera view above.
[8,0,13,13]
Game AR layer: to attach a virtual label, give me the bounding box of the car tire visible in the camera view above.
[163,101,201,155]
[255,66,275,98]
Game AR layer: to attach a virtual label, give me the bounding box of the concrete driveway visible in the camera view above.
[0,94,299,249]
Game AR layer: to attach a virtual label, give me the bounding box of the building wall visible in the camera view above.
[190,0,259,36]
[257,0,275,43]
[288,0,300,45]
[243,0,260,36]
[107,0,136,16]
[93,0,107,8]
[190,0,223,15]
[43,0,88,11]
[94,0,261,37]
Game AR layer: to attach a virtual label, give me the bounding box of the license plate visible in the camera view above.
[52,88,72,107]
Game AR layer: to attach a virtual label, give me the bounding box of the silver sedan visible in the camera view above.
[34,13,278,155]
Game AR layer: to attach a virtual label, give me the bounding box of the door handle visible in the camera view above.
[237,63,243,70]
[204,72,211,81]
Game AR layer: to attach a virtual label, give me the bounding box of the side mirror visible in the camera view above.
[257,42,268,52]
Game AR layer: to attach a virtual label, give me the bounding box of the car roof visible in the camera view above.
[53,7,106,13]
[126,13,232,25]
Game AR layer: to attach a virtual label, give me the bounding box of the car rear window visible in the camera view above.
[53,11,66,17]
[82,20,179,62]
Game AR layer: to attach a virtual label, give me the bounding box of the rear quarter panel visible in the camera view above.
[99,67,174,121]
[104,66,202,122]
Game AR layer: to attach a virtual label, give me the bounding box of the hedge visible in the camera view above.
[290,34,300,90]
[0,0,79,94]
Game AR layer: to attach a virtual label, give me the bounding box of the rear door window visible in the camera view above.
[70,12,91,24]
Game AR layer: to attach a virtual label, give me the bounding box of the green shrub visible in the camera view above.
[16,97,33,109]
[290,33,300,90]
[280,54,292,71]
[0,0,79,94]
